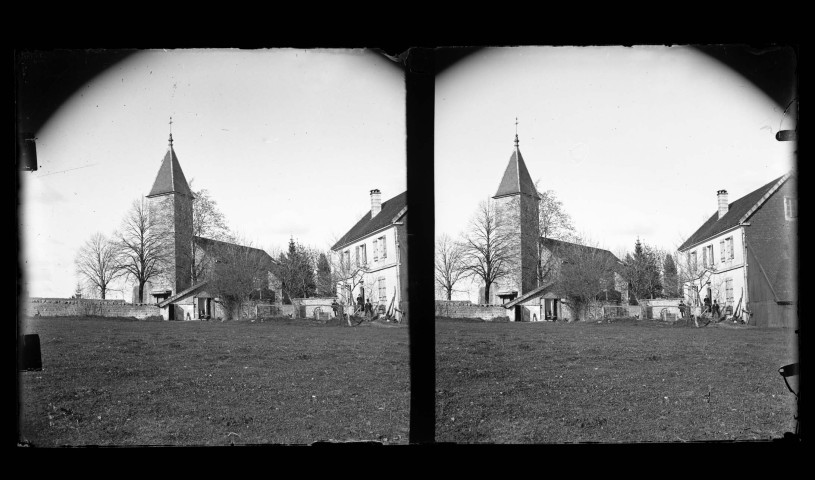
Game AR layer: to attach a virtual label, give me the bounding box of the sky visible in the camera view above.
[435,45,796,302]
[19,49,406,300]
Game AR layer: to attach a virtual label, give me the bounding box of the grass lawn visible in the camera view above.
[18,316,409,446]
[436,318,798,443]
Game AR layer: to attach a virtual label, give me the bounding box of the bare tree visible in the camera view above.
[502,183,577,241]
[675,244,718,312]
[552,239,620,321]
[329,246,368,325]
[501,184,580,287]
[115,198,172,303]
[460,199,513,304]
[435,234,467,300]
[188,186,232,284]
[75,232,124,299]
[207,236,273,320]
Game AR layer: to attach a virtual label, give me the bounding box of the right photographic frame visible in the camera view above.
[433,45,798,443]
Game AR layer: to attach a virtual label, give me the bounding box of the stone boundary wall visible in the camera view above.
[639,298,682,319]
[25,298,160,319]
[435,301,509,321]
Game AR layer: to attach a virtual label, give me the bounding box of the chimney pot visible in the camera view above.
[717,189,729,219]
[370,189,382,217]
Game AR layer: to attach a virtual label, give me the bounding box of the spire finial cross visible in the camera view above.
[514,117,519,148]
[168,116,174,146]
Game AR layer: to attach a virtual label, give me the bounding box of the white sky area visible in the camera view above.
[20,49,406,299]
[435,46,796,302]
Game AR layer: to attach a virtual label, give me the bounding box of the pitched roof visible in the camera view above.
[540,238,623,269]
[194,236,276,267]
[147,145,193,198]
[331,191,407,250]
[678,174,790,251]
[493,146,539,199]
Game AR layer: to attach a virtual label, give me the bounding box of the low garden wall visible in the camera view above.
[25,298,160,319]
[435,300,509,321]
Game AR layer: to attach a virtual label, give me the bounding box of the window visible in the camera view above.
[379,236,387,259]
[355,246,360,267]
[726,237,734,260]
[725,278,734,307]
[703,245,713,267]
[343,250,350,270]
[784,197,797,220]
[378,277,387,302]
[719,240,725,263]
[373,238,379,261]
[354,244,367,266]
[690,251,697,272]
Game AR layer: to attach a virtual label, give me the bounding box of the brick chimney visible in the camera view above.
[370,189,382,217]
[717,190,729,219]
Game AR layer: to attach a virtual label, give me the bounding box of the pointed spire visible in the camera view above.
[493,118,539,200]
[147,122,193,199]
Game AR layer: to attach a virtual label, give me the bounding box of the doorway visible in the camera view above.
[545,299,558,320]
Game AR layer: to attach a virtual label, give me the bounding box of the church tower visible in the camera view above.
[492,126,540,299]
[146,127,194,297]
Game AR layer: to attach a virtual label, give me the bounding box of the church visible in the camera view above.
[487,130,628,322]
[134,131,281,320]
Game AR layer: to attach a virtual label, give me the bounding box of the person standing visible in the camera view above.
[712,300,720,318]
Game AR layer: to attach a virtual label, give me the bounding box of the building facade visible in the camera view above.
[678,172,796,327]
[140,133,279,320]
[332,190,408,323]
[505,238,628,322]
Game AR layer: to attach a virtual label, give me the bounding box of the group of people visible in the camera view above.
[356,294,375,317]
[678,297,723,319]
[329,295,378,319]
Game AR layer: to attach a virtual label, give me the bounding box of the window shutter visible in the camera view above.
[381,236,387,258]
[720,240,725,262]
